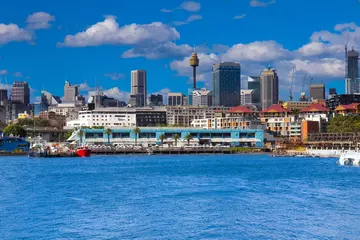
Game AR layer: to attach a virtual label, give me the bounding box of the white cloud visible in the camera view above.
[26,12,55,30]
[297,42,343,58]
[290,58,344,78]
[0,83,11,91]
[173,14,202,26]
[13,72,23,78]
[161,1,201,13]
[233,14,246,20]
[250,0,276,7]
[180,1,201,12]
[122,42,193,59]
[78,83,93,91]
[88,87,130,102]
[0,69,8,75]
[0,23,33,45]
[58,16,180,47]
[104,72,126,80]
[222,41,291,62]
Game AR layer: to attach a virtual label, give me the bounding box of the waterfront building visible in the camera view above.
[48,103,84,120]
[212,62,241,107]
[63,81,79,103]
[301,120,320,142]
[66,107,166,128]
[282,101,312,111]
[247,76,261,107]
[191,106,262,130]
[166,106,231,127]
[334,103,360,116]
[299,104,330,132]
[11,81,30,105]
[131,70,147,107]
[260,104,293,137]
[71,127,264,148]
[345,48,359,94]
[310,84,325,100]
[326,94,360,110]
[149,94,163,106]
[168,93,187,106]
[192,88,212,107]
[260,67,279,110]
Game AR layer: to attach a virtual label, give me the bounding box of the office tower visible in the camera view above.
[0,89,8,106]
[131,70,147,107]
[345,48,359,94]
[212,62,241,107]
[328,88,337,99]
[241,89,254,105]
[149,94,163,106]
[11,81,30,105]
[64,81,79,103]
[260,67,279,110]
[310,84,325,100]
[168,93,186,106]
[190,51,199,89]
[248,76,261,106]
[192,88,212,106]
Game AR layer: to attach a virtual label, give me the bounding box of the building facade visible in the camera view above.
[72,127,264,148]
[11,81,30,105]
[63,81,79,103]
[345,49,359,94]
[212,62,241,107]
[310,84,325,100]
[248,76,261,107]
[149,94,163,106]
[192,88,212,107]
[260,67,279,110]
[66,107,166,128]
[168,93,186,106]
[131,70,147,107]
[241,89,254,106]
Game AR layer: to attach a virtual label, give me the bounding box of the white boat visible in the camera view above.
[337,151,360,166]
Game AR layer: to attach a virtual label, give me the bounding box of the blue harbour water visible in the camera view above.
[1,154,360,239]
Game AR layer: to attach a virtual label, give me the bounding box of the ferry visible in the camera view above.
[0,136,30,153]
[337,151,360,166]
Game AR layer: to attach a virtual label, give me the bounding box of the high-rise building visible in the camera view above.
[260,67,279,110]
[345,48,359,94]
[190,51,199,89]
[168,93,186,106]
[248,76,261,106]
[63,81,79,103]
[241,89,254,106]
[11,81,30,105]
[0,89,8,106]
[131,70,147,107]
[212,62,241,107]
[149,94,163,106]
[192,88,212,107]
[310,84,325,100]
[328,88,337,99]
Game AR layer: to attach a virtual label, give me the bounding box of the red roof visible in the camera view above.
[228,106,253,113]
[300,104,329,113]
[338,103,360,110]
[262,104,289,113]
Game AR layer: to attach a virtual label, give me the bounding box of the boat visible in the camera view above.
[337,151,360,166]
[76,146,91,157]
[0,136,30,153]
[28,136,49,158]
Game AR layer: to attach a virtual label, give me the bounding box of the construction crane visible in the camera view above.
[289,65,296,102]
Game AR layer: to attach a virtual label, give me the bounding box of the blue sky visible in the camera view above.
[0,0,360,102]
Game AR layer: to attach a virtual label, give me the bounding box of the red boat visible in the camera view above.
[76,146,91,157]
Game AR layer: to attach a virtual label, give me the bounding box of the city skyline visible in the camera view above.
[0,0,360,103]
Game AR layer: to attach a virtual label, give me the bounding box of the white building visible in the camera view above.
[191,117,263,130]
[192,88,212,106]
[240,89,254,105]
[48,103,84,121]
[66,107,166,129]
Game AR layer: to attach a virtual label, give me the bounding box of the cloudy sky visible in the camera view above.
[0,0,360,102]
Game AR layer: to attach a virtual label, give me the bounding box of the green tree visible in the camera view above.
[133,127,141,146]
[328,115,360,133]
[77,129,85,146]
[185,133,192,145]
[3,124,26,137]
[173,134,180,147]
[105,128,112,145]
[159,134,166,146]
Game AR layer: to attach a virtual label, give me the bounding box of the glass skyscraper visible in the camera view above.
[212,62,241,107]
